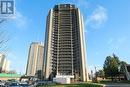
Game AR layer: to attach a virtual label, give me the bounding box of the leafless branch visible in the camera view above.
[0,19,9,52]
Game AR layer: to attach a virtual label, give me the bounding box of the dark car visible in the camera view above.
[19,83,30,87]
[9,82,20,87]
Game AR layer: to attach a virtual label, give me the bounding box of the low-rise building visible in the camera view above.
[0,73,21,80]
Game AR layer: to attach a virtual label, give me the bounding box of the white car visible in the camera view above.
[0,82,5,87]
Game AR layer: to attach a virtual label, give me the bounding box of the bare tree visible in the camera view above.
[0,19,9,53]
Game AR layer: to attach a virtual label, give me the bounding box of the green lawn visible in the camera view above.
[99,80,130,84]
[37,83,103,87]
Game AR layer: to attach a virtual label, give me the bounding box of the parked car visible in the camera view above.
[0,83,5,87]
[19,82,30,87]
[0,81,5,87]
[9,82,20,87]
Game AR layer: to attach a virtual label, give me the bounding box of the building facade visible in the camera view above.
[125,65,130,80]
[26,42,44,79]
[43,4,88,81]
[0,53,10,73]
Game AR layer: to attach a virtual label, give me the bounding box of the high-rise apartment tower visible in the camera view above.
[26,42,44,79]
[0,53,10,72]
[43,4,88,81]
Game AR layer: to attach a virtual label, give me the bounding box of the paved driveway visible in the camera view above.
[104,83,130,87]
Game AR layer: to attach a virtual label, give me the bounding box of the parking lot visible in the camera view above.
[0,80,33,87]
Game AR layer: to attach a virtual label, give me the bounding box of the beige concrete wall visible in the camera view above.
[0,77,20,80]
[78,9,88,82]
[26,42,44,77]
[44,9,53,79]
